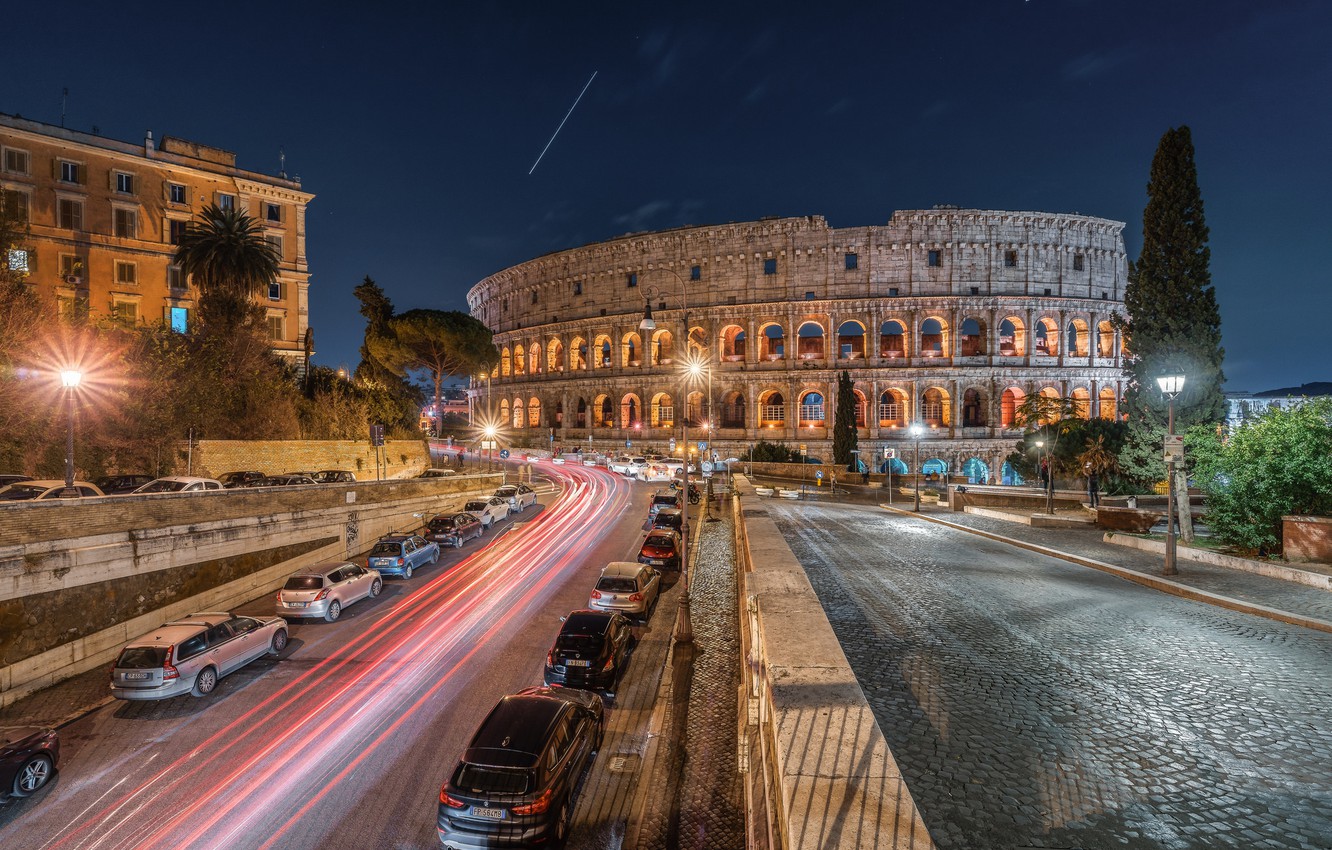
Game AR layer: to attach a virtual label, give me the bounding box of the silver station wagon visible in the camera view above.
[276,562,382,622]
[110,612,288,700]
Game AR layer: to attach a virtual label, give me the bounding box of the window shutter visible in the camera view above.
[108,170,115,191]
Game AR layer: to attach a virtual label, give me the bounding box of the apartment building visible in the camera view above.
[1,112,314,364]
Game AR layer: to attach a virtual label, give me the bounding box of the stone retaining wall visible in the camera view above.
[188,439,430,480]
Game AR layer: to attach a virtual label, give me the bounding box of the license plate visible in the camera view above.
[566,659,591,667]
[289,601,308,608]
[471,806,505,820]
[649,559,664,565]
[124,672,150,680]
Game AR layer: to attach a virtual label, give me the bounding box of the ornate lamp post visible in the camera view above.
[910,423,923,511]
[60,369,82,491]
[1156,372,1186,576]
[1034,438,1053,514]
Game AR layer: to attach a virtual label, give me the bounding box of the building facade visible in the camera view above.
[467,210,1128,482]
[1,113,314,364]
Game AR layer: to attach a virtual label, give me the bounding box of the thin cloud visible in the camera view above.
[1062,46,1136,81]
[613,200,673,231]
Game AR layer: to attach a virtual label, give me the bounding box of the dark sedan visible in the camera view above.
[1,726,59,797]
[425,512,484,549]
[639,530,682,569]
[543,610,633,696]
[94,474,155,495]
[219,470,266,488]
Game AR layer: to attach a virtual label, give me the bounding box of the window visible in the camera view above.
[1073,253,1085,271]
[531,290,539,304]
[927,250,941,267]
[168,265,185,290]
[217,193,235,211]
[627,272,637,288]
[58,198,83,229]
[268,281,285,301]
[115,172,135,194]
[60,160,81,183]
[114,208,137,238]
[265,233,283,258]
[112,300,138,325]
[1004,250,1018,268]
[265,202,281,222]
[267,315,284,340]
[845,253,858,270]
[59,254,83,278]
[7,249,29,274]
[2,189,28,222]
[3,148,29,174]
[690,264,701,281]
[573,280,582,295]
[970,286,980,295]
[168,219,187,244]
[115,261,137,284]
[763,258,777,275]
[169,182,187,204]
[1043,287,1052,296]
[888,287,899,297]
[169,306,188,333]
[804,291,816,300]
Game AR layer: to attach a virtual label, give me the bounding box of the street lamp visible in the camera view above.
[1156,372,1186,576]
[1034,438,1053,515]
[483,425,497,473]
[60,369,82,490]
[910,423,923,511]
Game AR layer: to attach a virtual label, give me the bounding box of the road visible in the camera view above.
[765,499,1332,850]
[0,464,672,850]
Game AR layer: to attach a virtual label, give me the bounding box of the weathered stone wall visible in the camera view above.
[1283,515,1332,564]
[185,439,429,480]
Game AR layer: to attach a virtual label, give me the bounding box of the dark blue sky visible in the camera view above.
[7,1,1329,391]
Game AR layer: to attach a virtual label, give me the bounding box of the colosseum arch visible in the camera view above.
[797,321,825,360]
[721,325,746,362]
[962,386,988,427]
[512,344,525,375]
[594,336,613,369]
[570,337,588,371]
[920,317,949,358]
[798,390,826,427]
[837,321,866,359]
[650,329,674,365]
[920,387,951,427]
[1034,317,1059,356]
[961,457,991,484]
[1066,319,1090,358]
[593,394,612,428]
[1000,386,1025,428]
[1071,386,1091,419]
[759,389,786,428]
[685,390,706,425]
[760,323,786,360]
[528,345,541,375]
[575,397,588,428]
[720,390,746,428]
[512,397,525,428]
[621,332,642,367]
[547,338,564,372]
[999,317,1026,356]
[501,347,512,377]
[620,393,641,429]
[687,326,708,357]
[878,388,907,427]
[852,388,868,427]
[880,320,907,358]
[551,400,563,428]
[650,392,674,428]
[1037,386,1062,424]
[1099,387,1118,420]
[1097,321,1115,357]
[959,317,986,356]
[527,396,541,428]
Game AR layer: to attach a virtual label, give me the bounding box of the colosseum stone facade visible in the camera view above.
[466,208,1127,483]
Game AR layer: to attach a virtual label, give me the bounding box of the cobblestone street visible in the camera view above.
[768,499,1332,850]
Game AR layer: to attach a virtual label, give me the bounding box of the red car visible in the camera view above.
[638,530,682,569]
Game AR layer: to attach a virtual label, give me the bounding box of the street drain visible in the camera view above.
[607,753,641,774]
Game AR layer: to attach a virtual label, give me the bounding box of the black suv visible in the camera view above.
[437,686,603,848]
[543,610,632,695]
[94,474,154,495]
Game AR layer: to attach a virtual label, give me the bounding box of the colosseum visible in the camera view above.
[466,208,1127,484]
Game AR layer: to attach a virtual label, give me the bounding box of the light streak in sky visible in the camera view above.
[528,71,597,175]
[37,464,629,850]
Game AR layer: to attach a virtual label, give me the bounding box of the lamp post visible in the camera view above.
[1157,372,1186,576]
[60,369,82,490]
[1034,437,1054,515]
[483,425,497,473]
[910,423,923,511]
[639,267,695,644]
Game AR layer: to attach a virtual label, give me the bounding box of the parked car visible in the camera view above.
[0,474,33,488]
[1,726,59,798]
[581,455,602,467]
[639,530,683,570]
[436,686,603,848]
[635,463,673,482]
[266,474,317,486]
[543,609,633,695]
[239,477,280,488]
[648,490,681,519]
[607,456,634,475]
[132,476,223,494]
[110,612,288,700]
[588,562,660,621]
[312,470,357,483]
[494,483,537,513]
[366,533,439,579]
[650,506,684,534]
[276,562,382,622]
[463,497,510,528]
[219,470,266,489]
[0,480,105,501]
[425,512,484,548]
[420,468,459,478]
[94,474,155,495]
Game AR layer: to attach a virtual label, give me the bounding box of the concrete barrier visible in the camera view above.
[733,476,935,849]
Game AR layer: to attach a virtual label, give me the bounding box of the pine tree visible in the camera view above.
[832,370,858,470]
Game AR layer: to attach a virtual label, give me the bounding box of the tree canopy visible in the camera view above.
[174,203,280,333]
[832,370,858,469]
[365,309,497,430]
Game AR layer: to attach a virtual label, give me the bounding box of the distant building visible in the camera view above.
[1,112,314,366]
[1226,382,1332,428]
[420,388,471,433]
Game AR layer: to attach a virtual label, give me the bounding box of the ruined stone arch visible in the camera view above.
[961,386,988,427]
[593,394,613,428]
[575,396,588,428]
[512,344,525,375]
[1066,319,1090,357]
[879,319,908,358]
[685,390,707,426]
[759,322,786,360]
[621,332,643,367]
[570,336,588,371]
[527,396,541,428]
[528,344,540,375]
[1000,386,1026,428]
[998,316,1026,356]
[620,393,642,429]
[851,387,868,427]
[920,386,951,427]
[798,389,826,426]
[594,335,613,369]
[959,317,986,356]
[1070,386,1091,419]
[512,397,525,428]
[1099,387,1119,420]
[720,389,746,427]
[650,329,674,365]
[1034,317,1059,356]
[758,388,787,428]
[501,346,512,377]
[836,320,866,360]
[650,391,674,428]
[878,388,908,427]
[1097,321,1115,357]
[546,338,564,372]
[499,398,510,426]
[721,324,746,362]
[920,316,950,358]
[797,321,825,360]
[687,326,708,357]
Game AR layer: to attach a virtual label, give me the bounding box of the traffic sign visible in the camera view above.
[697,441,706,451]
[669,438,676,451]
[499,449,510,459]
[815,470,824,480]
[883,448,896,459]
[1163,434,1184,462]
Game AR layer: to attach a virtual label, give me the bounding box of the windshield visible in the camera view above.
[138,480,188,493]
[556,633,603,651]
[464,501,488,512]
[644,535,675,549]
[284,576,324,590]
[428,517,458,532]
[455,764,531,795]
[117,646,167,669]
[596,578,637,593]
[0,484,44,500]
[369,542,402,557]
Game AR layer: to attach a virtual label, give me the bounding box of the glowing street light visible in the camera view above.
[60,369,83,490]
[910,423,923,511]
[1156,372,1187,576]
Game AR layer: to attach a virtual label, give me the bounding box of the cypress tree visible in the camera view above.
[832,370,859,470]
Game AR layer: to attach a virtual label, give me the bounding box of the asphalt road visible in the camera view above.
[0,465,674,850]
[765,499,1332,850]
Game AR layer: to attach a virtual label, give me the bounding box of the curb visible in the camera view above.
[622,637,679,850]
[879,504,1332,635]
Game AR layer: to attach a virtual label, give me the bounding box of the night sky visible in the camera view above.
[6,1,1329,392]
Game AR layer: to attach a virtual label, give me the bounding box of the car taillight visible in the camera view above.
[439,787,465,808]
[602,655,616,672]
[315,588,330,600]
[546,650,555,667]
[162,646,179,681]
[511,788,553,816]
[396,557,405,566]
[590,590,602,599]
[629,592,643,602]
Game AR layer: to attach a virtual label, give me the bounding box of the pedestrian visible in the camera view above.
[1086,464,1100,508]
[861,468,870,485]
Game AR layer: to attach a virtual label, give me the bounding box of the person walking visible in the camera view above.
[1085,462,1100,508]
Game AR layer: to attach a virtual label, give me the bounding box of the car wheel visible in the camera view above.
[454,537,462,549]
[192,666,219,697]
[430,549,439,565]
[369,578,382,598]
[403,564,413,579]
[325,600,342,622]
[553,800,572,846]
[269,629,289,655]
[11,753,53,797]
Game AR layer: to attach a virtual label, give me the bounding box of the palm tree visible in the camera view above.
[173,203,280,333]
